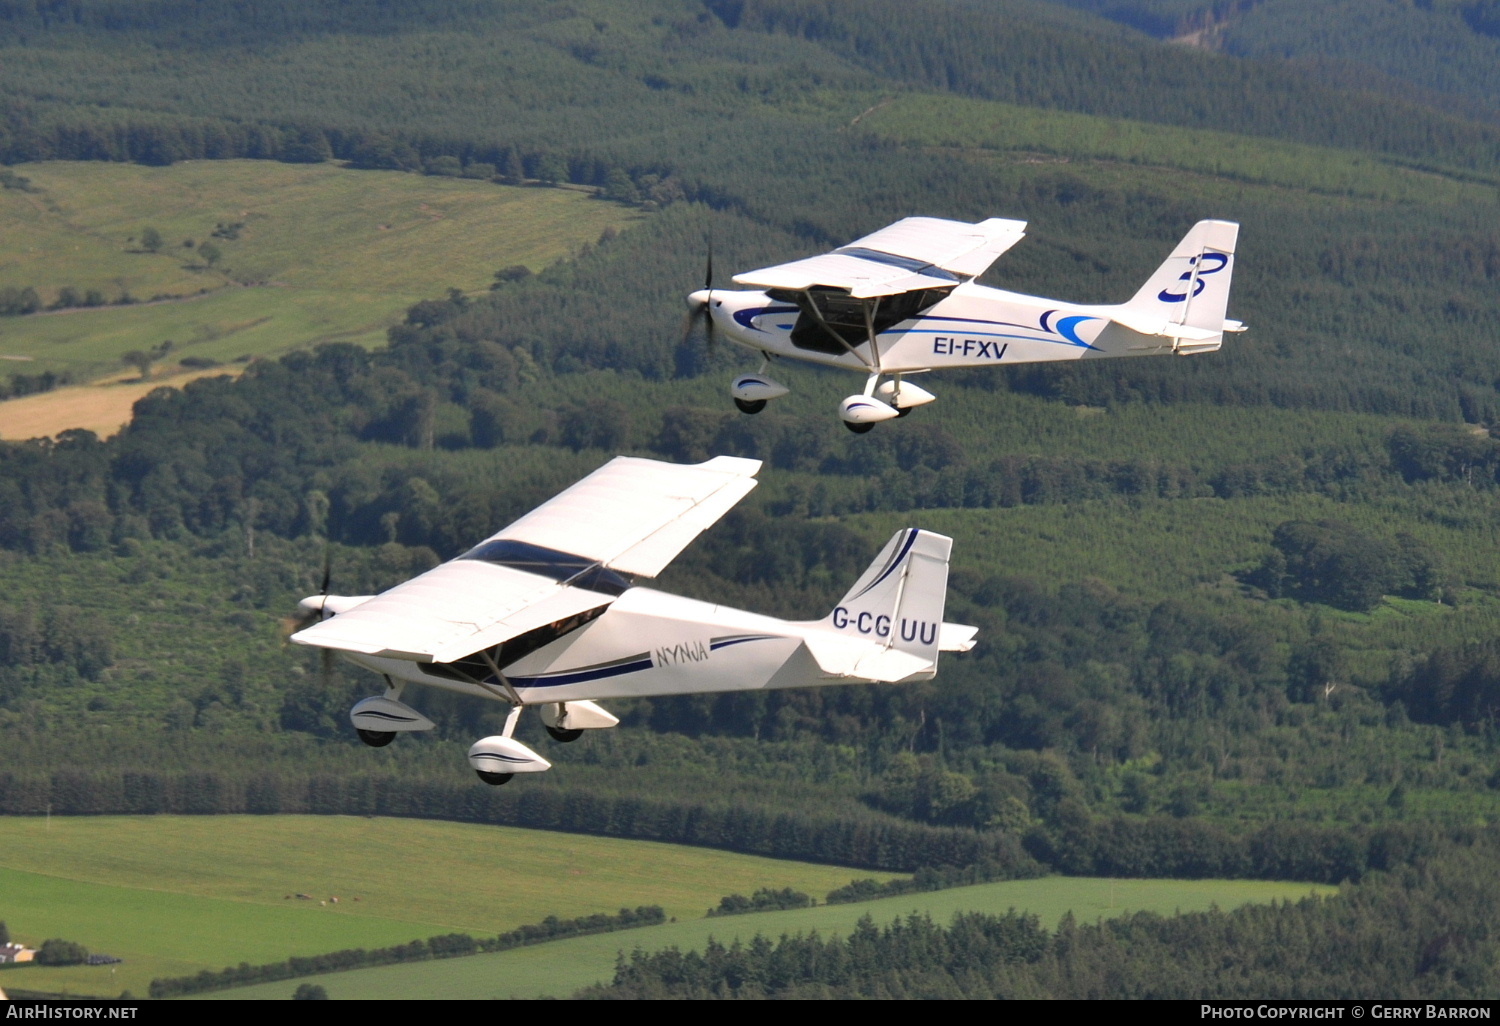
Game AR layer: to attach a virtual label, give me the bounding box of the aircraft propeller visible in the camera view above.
[681,242,716,349]
[282,547,332,632]
[282,547,339,685]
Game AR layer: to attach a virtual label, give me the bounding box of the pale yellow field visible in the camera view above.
[0,365,242,440]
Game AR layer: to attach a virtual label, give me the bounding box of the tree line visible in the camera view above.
[577,831,1500,998]
[0,766,1459,886]
[147,904,667,998]
[0,768,1038,876]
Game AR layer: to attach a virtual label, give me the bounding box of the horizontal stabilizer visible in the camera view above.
[1108,308,1224,341]
[939,623,978,653]
[800,634,934,683]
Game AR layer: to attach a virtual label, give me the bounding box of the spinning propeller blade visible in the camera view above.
[281,545,334,637]
[680,243,716,348]
[703,242,715,348]
[280,546,341,686]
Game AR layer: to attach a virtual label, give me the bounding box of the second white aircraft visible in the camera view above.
[291,456,974,786]
[686,216,1244,431]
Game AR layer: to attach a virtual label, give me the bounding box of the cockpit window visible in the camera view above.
[428,604,609,683]
[460,539,632,596]
[790,287,952,355]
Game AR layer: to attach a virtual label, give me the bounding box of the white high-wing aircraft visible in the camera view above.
[291,456,976,785]
[686,216,1244,431]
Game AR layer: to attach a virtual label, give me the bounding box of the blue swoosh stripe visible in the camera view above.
[733,306,1099,350]
[896,328,1097,349]
[850,529,917,601]
[509,636,786,690]
[710,634,783,650]
[919,315,1045,330]
[733,305,798,331]
[509,656,653,689]
[1053,315,1099,348]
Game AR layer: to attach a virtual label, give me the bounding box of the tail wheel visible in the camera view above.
[734,398,767,415]
[546,726,584,743]
[476,771,514,786]
[357,729,396,748]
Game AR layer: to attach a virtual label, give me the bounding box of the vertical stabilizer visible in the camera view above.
[824,529,953,666]
[1122,219,1239,335]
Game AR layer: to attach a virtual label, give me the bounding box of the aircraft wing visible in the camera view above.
[291,455,761,663]
[493,454,761,577]
[732,216,1027,298]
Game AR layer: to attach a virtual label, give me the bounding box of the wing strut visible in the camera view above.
[478,649,525,706]
[863,297,884,374]
[803,292,881,371]
[430,646,526,706]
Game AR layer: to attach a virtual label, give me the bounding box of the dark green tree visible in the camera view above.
[36,939,88,965]
[490,265,532,288]
[121,340,174,381]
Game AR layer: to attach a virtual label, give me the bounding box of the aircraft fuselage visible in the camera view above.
[706,282,1185,374]
[340,586,931,707]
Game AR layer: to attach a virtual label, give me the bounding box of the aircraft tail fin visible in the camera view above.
[822,529,954,669]
[1112,220,1240,350]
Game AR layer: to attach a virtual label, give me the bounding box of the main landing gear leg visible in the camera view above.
[892,373,912,417]
[546,704,584,744]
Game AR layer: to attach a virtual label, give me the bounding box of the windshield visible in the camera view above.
[459,539,632,596]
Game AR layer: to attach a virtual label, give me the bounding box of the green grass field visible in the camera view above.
[0,160,646,379]
[0,815,897,998]
[860,93,1500,205]
[203,875,1337,1000]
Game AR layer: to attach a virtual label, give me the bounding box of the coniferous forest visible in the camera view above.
[4,0,1500,999]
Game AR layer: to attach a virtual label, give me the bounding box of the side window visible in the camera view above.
[428,605,609,683]
[790,289,868,354]
[789,288,951,355]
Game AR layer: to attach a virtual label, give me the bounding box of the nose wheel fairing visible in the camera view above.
[730,372,789,415]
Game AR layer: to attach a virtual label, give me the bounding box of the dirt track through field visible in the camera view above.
[0,366,243,440]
